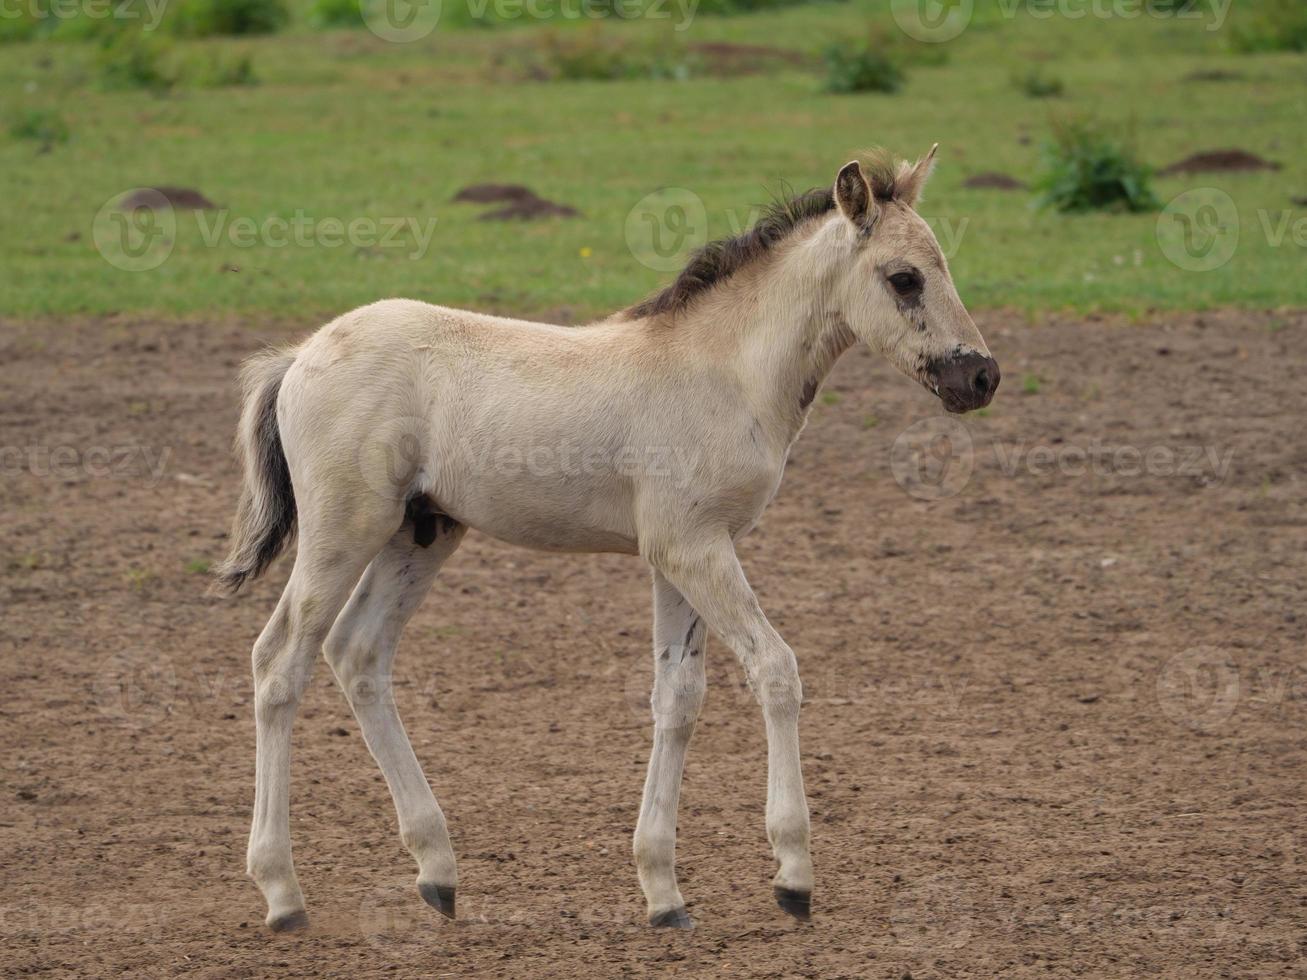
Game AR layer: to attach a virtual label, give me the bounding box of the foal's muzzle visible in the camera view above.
[928,351,1000,414]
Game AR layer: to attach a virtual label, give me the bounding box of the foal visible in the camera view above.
[216,148,999,932]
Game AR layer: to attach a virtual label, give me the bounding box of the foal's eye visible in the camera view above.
[887,271,921,296]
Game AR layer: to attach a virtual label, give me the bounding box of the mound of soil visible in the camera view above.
[479,197,579,221]
[118,186,217,210]
[962,172,1026,191]
[453,183,580,221]
[1159,149,1281,176]
[1182,69,1245,83]
[451,183,538,204]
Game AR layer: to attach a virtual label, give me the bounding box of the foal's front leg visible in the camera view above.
[634,571,707,928]
[646,534,813,919]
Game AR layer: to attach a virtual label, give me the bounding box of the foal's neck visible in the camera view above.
[724,221,856,445]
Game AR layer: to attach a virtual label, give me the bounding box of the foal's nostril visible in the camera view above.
[973,369,990,395]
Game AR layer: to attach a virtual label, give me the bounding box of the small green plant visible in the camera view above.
[861,414,879,429]
[189,50,258,86]
[1228,0,1307,52]
[821,40,904,94]
[125,566,159,590]
[821,390,841,406]
[185,557,212,574]
[97,30,178,92]
[1021,372,1041,395]
[1033,119,1159,213]
[309,0,368,28]
[1013,66,1063,98]
[170,0,288,37]
[8,107,69,145]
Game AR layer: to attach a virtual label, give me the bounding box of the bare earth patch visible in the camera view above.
[452,183,580,221]
[1,311,1304,977]
[1159,149,1281,176]
[962,172,1026,191]
[118,186,219,211]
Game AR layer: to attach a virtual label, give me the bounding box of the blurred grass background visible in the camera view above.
[1,0,1305,319]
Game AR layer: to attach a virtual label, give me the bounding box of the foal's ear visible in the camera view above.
[834,160,876,230]
[895,143,940,209]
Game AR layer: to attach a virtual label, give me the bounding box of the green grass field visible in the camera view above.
[2,0,1305,320]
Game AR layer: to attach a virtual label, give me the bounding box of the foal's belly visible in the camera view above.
[437,472,641,556]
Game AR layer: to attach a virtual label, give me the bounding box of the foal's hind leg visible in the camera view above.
[323,518,466,918]
[247,497,401,932]
[634,571,706,928]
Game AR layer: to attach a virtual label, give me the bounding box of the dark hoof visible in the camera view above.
[774,887,811,921]
[648,906,693,929]
[418,882,456,920]
[268,909,309,933]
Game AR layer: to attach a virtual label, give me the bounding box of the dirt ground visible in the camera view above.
[2,310,1305,978]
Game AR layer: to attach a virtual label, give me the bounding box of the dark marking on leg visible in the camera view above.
[659,647,670,662]
[682,616,699,655]
[775,887,811,921]
[418,882,456,920]
[649,906,693,929]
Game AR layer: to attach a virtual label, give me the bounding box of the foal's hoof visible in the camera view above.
[418,882,456,920]
[774,887,812,921]
[267,909,309,933]
[648,906,694,930]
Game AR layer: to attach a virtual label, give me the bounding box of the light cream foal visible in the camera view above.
[216,148,999,932]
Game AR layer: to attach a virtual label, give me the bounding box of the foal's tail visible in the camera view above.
[212,347,299,596]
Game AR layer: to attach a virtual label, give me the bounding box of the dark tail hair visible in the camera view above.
[212,348,298,595]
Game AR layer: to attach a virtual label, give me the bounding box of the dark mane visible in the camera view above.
[626,187,837,320]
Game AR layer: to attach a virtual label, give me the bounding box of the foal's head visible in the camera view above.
[827,148,998,414]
